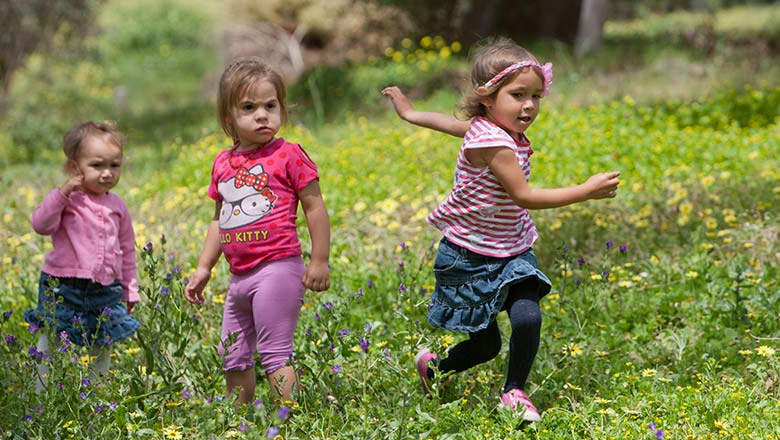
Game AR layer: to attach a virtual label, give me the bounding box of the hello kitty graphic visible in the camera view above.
[218,164,278,230]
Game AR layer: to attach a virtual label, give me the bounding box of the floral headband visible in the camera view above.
[482,61,554,96]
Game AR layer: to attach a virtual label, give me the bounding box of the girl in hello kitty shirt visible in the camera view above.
[185,57,330,405]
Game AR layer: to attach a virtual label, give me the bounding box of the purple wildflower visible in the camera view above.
[305,328,312,338]
[331,364,342,374]
[145,242,153,252]
[605,240,614,249]
[383,348,392,360]
[28,323,39,334]
[398,261,405,269]
[277,405,290,420]
[82,378,91,387]
[28,347,46,360]
[398,283,407,293]
[314,313,320,321]
[165,273,173,281]
[575,279,581,286]
[160,286,170,295]
[266,427,279,438]
[109,402,118,410]
[619,244,628,253]
[95,404,106,412]
[577,257,585,266]
[102,307,112,317]
[649,422,656,431]
[356,288,364,298]
[399,241,407,250]
[323,301,333,310]
[656,430,664,439]
[360,337,370,352]
[364,323,372,332]
[6,335,17,344]
[253,399,263,407]
[367,280,374,288]
[338,328,352,338]
[602,270,610,280]
[79,392,87,399]
[173,265,181,273]
[182,390,191,399]
[3,310,12,319]
[239,421,248,432]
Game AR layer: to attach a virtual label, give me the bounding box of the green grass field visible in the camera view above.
[2,6,780,439]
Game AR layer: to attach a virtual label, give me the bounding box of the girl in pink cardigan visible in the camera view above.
[25,121,140,392]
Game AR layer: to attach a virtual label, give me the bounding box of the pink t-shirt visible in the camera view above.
[427,117,538,257]
[208,138,319,274]
[32,189,140,302]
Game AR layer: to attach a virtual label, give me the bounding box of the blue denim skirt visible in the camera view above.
[427,238,552,333]
[24,272,140,346]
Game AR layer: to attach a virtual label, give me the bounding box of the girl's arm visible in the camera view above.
[184,201,223,304]
[31,181,81,234]
[299,180,330,292]
[118,202,140,311]
[382,86,470,137]
[476,147,620,209]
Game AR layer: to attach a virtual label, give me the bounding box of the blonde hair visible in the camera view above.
[63,120,125,162]
[459,37,544,119]
[217,57,288,141]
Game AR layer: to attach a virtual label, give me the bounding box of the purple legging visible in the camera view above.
[220,256,305,373]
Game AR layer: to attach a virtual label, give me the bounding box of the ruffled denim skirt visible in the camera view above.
[427,238,552,333]
[24,272,140,346]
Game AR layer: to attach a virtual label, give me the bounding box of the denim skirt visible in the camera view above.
[24,272,140,346]
[427,238,552,333]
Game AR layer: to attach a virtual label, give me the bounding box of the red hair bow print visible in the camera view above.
[234,166,269,191]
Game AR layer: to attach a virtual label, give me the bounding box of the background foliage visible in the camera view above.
[1,2,779,439]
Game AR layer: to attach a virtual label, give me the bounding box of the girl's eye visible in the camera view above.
[266,102,277,110]
[242,103,255,111]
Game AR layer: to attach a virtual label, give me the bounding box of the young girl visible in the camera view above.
[25,121,141,392]
[185,58,330,405]
[382,38,620,422]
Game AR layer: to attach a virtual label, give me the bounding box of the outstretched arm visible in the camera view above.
[382,86,470,137]
[473,147,621,209]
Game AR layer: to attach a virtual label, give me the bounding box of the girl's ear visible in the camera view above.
[66,159,81,175]
[479,94,495,109]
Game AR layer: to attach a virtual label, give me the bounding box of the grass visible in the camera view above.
[2,5,780,439]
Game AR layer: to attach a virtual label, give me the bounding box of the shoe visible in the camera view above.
[414,348,437,394]
[499,389,541,422]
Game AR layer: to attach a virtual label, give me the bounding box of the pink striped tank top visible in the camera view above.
[427,116,538,257]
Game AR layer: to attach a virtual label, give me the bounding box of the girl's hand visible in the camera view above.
[60,175,84,196]
[184,268,211,304]
[302,261,330,292]
[126,301,138,314]
[381,86,414,120]
[584,171,621,199]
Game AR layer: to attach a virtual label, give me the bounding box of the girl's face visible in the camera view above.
[230,79,282,151]
[69,135,123,195]
[482,68,543,140]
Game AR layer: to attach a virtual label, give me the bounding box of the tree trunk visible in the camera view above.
[575,0,609,57]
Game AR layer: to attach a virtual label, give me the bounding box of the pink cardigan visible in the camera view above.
[32,188,140,303]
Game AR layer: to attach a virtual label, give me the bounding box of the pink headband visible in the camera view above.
[483,61,554,96]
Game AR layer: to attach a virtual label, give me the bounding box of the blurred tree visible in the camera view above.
[0,0,95,112]
[382,0,585,45]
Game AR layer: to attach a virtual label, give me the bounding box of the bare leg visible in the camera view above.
[226,368,256,405]
[268,365,298,402]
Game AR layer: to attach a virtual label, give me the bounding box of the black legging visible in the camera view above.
[431,280,542,392]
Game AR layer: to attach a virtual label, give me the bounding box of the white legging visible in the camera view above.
[34,333,112,393]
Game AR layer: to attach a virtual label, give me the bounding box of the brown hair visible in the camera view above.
[458,37,544,119]
[63,120,125,162]
[217,57,288,142]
